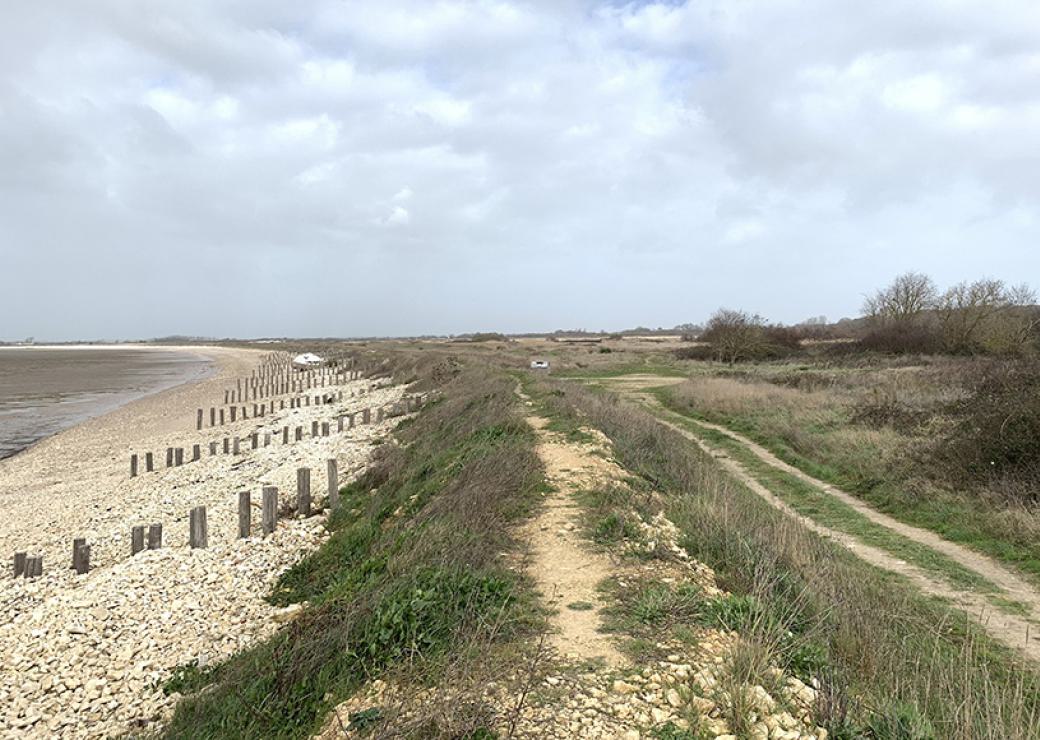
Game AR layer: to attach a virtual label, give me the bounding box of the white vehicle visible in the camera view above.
[530,360,550,370]
[292,352,324,369]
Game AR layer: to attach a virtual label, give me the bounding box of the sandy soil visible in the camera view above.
[518,397,626,667]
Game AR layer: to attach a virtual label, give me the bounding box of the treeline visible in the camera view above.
[679,272,1039,363]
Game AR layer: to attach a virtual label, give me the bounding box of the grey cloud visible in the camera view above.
[1,1,1037,340]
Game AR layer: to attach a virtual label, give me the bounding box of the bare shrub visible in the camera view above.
[934,360,1040,500]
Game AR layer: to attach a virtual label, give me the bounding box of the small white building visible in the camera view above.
[292,352,324,369]
[529,359,550,370]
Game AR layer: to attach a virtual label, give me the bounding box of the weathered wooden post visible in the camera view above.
[74,544,90,575]
[233,437,240,455]
[192,444,201,462]
[166,447,174,467]
[282,426,289,444]
[297,468,311,516]
[262,487,278,534]
[145,452,154,472]
[131,525,145,555]
[189,506,208,548]
[377,407,384,422]
[311,420,319,437]
[251,432,258,449]
[337,416,344,433]
[295,426,303,441]
[220,409,225,425]
[264,432,271,447]
[71,537,86,570]
[362,408,371,424]
[209,441,217,456]
[349,413,356,429]
[13,552,26,577]
[147,523,163,550]
[25,556,41,579]
[223,438,230,454]
[238,491,251,538]
[130,454,139,478]
[175,447,184,466]
[230,406,237,422]
[327,459,339,510]
[322,422,330,437]
[196,408,203,430]
[210,407,216,426]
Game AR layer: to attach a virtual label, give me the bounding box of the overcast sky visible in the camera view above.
[1,1,1037,340]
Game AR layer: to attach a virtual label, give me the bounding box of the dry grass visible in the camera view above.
[531,377,1040,738]
[659,359,1040,582]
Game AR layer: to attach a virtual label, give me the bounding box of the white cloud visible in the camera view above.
[1,0,1039,339]
[384,205,411,225]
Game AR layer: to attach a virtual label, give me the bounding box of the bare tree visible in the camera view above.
[862,272,938,325]
[702,308,768,363]
[935,279,1036,354]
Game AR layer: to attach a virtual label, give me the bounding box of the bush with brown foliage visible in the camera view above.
[935,361,1040,500]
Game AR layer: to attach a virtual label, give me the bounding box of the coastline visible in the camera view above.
[0,345,408,738]
[0,345,217,462]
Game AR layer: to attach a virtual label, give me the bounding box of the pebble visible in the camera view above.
[0,379,408,739]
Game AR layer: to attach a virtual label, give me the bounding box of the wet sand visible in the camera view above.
[0,346,261,568]
[0,346,214,460]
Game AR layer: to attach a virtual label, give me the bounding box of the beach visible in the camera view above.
[0,346,407,737]
[0,346,214,461]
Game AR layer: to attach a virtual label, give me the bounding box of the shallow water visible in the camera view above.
[0,347,213,460]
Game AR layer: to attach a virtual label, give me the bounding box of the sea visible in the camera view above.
[0,347,213,460]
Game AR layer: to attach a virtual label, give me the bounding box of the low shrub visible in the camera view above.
[935,360,1040,500]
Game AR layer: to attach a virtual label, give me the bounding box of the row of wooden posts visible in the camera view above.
[199,390,349,430]
[13,461,341,579]
[221,359,358,405]
[132,397,422,478]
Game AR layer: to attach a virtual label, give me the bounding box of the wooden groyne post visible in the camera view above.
[262,487,278,534]
[189,506,208,548]
[238,491,251,538]
[131,525,145,555]
[327,459,339,510]
[297,468,311,517]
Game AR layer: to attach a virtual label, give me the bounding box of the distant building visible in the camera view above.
[530,359,550,370]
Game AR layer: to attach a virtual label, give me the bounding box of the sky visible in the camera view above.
[1,0,1038,340]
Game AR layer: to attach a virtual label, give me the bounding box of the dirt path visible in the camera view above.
[586,375,1040,664]
[517,401,626,666]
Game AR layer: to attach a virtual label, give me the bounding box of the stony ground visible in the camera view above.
[0,355,407,738]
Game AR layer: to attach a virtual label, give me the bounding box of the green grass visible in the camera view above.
[654,383,1040,587]
[650,397,1009,599]
[553,361,688,379]
[162,364,546,739]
